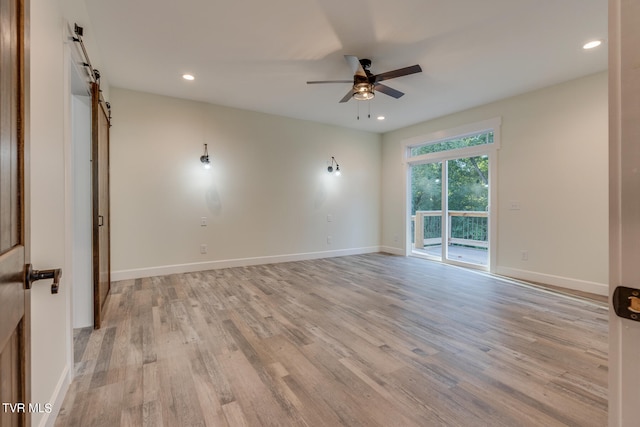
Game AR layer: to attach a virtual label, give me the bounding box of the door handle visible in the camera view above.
[98,215,104,226]
[24,264,62,294]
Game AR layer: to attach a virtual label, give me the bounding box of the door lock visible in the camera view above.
[24,264,62,294]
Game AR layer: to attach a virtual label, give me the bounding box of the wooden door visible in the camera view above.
[91,82,111,329]
[0,0,29,425]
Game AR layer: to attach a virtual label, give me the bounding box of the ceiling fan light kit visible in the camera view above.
[353,82,375,101]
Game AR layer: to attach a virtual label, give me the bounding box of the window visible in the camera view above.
[409,131,494,157]
[404,117,501,162]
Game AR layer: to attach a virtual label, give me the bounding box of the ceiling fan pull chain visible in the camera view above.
[357,101,360,120]
[368,100,371,119]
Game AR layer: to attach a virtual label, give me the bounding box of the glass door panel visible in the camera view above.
[445,155,489,265]
[410,162,443,259]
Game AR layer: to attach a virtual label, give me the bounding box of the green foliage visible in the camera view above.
[411,162,442,214]
[410,133,491,245]
[411,156,488,214]
[409,132,493,157]
[447,156,489,212]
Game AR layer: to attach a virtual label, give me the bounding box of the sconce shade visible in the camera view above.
[201,144,211,168]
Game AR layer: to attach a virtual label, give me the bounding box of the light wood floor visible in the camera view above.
[54,253,608,427]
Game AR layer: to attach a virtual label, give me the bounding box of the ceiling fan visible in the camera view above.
[307,55,422,103]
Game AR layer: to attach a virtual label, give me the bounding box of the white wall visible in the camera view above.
[29,2,69,427]
[109,89,382,279]
[30,0,109,425]
[382,72,608,295]
[71,95,92,328]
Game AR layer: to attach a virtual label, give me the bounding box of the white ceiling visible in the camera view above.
[83,0,607,133]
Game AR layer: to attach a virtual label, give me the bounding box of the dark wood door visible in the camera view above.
[91,82,111,329]
[0,0,30,425]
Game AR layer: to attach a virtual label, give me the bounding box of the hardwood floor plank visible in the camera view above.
[141,400,162,427]
[120,405,142,427]
[220,401,248,427]
[221,319,306,425]
[217,349,300,426]
[89,327,117,389]
[55,253,608,426]
[157,351,206,427]
[141,362,159,404]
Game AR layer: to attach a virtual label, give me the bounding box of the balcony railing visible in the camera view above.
[412,210,488,249]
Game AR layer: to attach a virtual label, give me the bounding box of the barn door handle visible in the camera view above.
[24,264,62,294]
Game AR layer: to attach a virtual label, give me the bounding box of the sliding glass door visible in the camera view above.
[410,162,443,260]
[410,155,489,267]
[445,155,489,265]
[405,120,499,271]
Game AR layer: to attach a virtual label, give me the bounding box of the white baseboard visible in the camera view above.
[111,246,381,281]
[379,245,405,256]
[39,363,71,427]
[495,266,608,296]
[111,249,608,297]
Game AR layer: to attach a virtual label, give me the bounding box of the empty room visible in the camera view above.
[2,0,639,426]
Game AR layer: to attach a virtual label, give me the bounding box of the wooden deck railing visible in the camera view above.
[412,210,488,249]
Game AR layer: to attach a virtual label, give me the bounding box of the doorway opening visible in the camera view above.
[68,48,93,329]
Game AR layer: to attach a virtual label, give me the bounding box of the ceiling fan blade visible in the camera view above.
[339,89,354,103]
[307,80,353,84]
[374,64,422,83]
[374,83,404,99]
[344,55,366,77]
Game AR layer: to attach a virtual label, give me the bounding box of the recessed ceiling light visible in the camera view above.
[377,116,385,121]
[583,40,602,50]
[182,74,195,81]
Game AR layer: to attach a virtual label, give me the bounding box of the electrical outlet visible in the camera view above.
[394,234,399,243]
[201,217,207,226]
[327,236,332,245]
[521,250,528,261]
[200,244,207,254]
[327,214,333,222]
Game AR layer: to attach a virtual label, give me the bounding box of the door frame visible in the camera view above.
[402,117,500,273]
[608,0,640,423]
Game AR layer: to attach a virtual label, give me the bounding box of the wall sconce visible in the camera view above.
[327,156,341,176]
[200,144,211,169]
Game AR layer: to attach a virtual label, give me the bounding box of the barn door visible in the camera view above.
[0,0,29,425]
[91,82,111,329]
